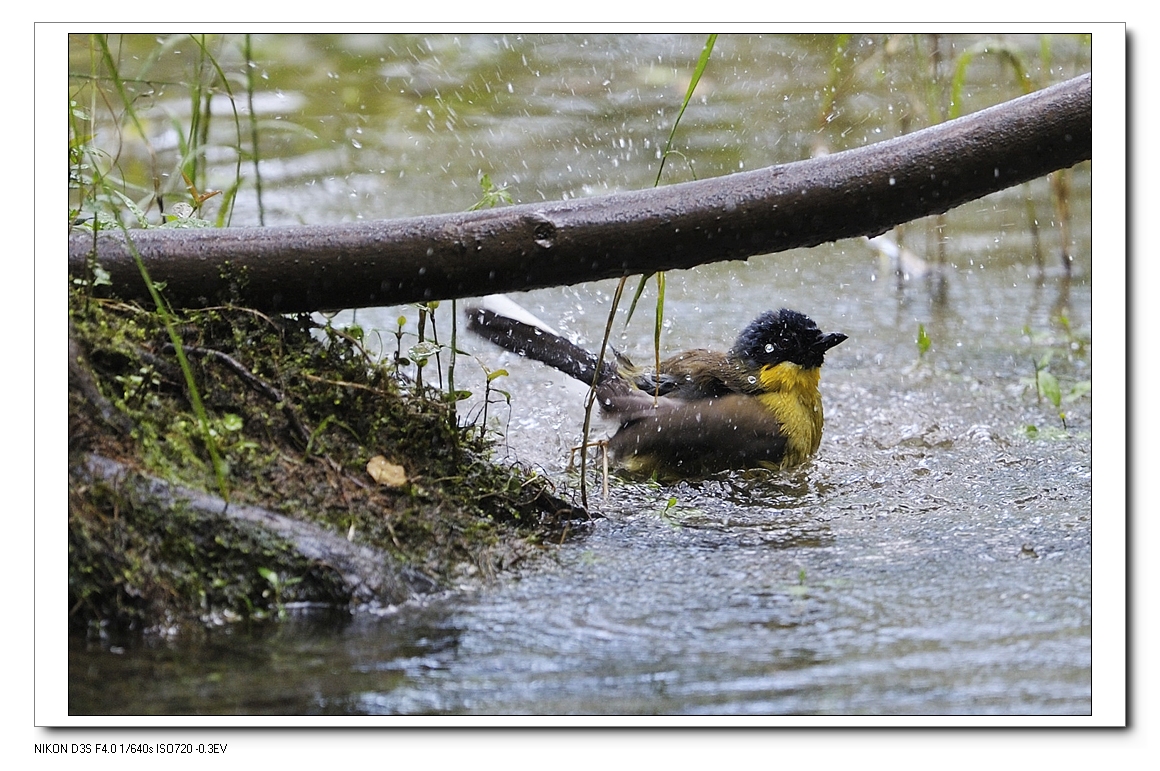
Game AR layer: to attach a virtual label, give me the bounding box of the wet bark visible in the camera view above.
[68,74,1092,314]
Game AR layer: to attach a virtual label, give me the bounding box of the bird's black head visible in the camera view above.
[731,309,847,370]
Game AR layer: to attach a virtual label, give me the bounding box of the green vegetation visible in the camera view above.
[69,34,241,229]
[1022,313,1091,432]
[468,173,514,211]
[916,323,932,358]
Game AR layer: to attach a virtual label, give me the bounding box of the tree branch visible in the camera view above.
[69,74,1091,314]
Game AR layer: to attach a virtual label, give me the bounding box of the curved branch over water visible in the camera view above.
[69,74,1091,314]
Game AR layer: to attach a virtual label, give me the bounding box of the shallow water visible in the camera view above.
[67,33,1092,716]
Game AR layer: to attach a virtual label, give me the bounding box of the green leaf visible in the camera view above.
[109,189,150,228]
[624,273,653,329]
[469,173,513,211]
[486,368,509,382]
[409,341,441,360]
[916,323,931,356]
[1064,380,1092,403]
[654,33,717,187]
[1038,370,1062,407]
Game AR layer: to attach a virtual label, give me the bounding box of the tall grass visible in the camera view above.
[69,34,251,228]
[69,34,263,501]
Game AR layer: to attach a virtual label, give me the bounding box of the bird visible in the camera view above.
[467,303,847,479]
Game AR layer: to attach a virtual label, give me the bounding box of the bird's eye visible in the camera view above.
[764,343,774,353]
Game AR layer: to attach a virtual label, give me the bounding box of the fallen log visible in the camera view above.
[68,74,1091,314]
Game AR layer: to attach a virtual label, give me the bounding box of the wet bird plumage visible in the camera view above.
[467,306,846,479]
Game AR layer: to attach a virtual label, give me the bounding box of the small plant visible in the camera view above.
[786,568,810,598]
[1031,350,1062,406]
[468,173,513,211]
[1057,312,1088,358]
[916,322,932,358]
[1024,351,1090,429]
[257,567,302,619]
[408,340,441,392]
[479,367,511,439]
[392,314,410,375]
[410,302,438,391]
[1021,315,1091,430]
[114,364,162,406]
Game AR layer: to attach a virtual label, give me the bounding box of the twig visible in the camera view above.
[166,343,311,445]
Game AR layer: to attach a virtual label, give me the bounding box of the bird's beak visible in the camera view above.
[818,332,847,352]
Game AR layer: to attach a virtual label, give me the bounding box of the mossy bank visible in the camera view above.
[68,285,588,637]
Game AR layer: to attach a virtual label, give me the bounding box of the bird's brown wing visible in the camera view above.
[657,349,766,397]
[603,393,790,477]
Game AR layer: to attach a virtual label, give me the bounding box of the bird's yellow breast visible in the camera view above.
[755,362,825,465]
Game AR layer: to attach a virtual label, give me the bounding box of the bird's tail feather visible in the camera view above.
[466,305,617,385]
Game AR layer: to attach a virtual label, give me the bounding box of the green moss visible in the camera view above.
[68,286,586,635]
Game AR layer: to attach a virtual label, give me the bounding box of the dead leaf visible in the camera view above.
[367,455,407,488]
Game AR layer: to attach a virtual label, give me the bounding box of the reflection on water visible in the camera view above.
[67,33,1092,716]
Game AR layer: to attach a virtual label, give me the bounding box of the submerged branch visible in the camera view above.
[69,75,1091,314]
